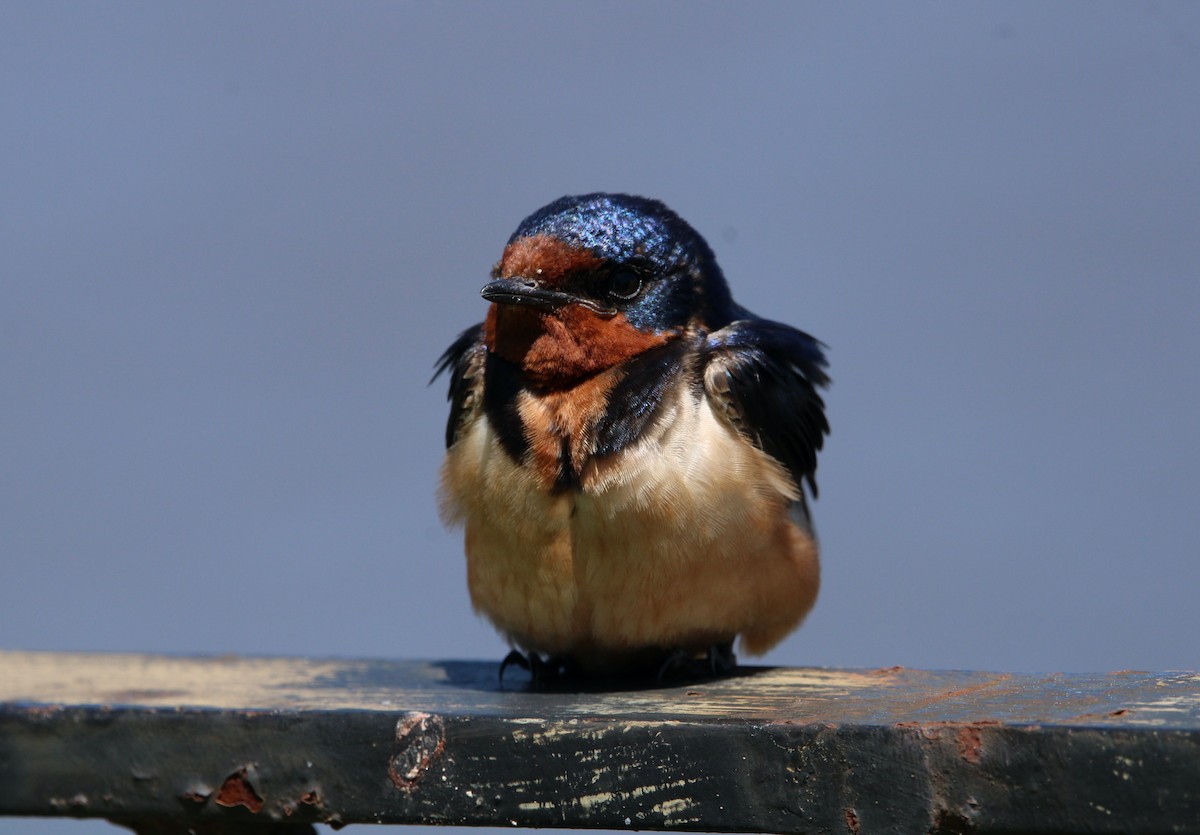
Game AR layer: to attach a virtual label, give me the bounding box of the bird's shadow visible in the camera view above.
[431,658,770,695]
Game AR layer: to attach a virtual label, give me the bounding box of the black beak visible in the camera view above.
[480,277,574,309]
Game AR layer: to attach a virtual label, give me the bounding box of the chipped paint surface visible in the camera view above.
[515,769,703,826]
[213,767,263,812]
[2,651,1199,833]
[5,652,1196,728]
[388,712,445,790]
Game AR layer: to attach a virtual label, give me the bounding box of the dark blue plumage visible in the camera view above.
[591,339,692,460]
[703,319,830,497]
[511,193,714,275]
[511,193,737,333]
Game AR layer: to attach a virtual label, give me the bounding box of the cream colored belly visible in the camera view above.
[439,391,819,663]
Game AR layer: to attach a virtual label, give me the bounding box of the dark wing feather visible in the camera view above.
[592,339,691,459]
[432,323,485,448]
[702,318,830,497]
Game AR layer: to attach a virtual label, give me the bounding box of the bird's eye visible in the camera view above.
[607,270,643,301]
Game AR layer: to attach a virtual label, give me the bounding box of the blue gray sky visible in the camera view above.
[4,3,1199,832]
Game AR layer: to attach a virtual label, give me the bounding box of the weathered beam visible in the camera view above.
[1,651,1198,834]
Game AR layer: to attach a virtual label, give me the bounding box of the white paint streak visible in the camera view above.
[651,797,696,817]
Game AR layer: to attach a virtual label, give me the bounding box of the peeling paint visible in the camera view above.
[213,768,263,813]
[649,796,695,817]
[511,718,682,742]
[388,711,445,790]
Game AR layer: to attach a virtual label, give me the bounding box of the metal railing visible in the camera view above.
[2,651,1198,833]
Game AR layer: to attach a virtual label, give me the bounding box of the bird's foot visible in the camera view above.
[656,641,737,684]
[498,649,572,689]
[706,641,738,675]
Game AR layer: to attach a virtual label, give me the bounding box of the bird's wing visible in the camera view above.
[702,318,830,497]
[432,323,485,448]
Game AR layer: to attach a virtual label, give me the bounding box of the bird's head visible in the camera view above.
[481,193,733,388]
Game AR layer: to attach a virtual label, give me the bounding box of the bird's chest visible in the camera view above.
[515,374,613,494]
[438,382,799,654]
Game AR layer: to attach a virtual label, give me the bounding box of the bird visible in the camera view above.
[434,193,829,684]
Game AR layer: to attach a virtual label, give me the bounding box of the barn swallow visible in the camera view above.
[435,193,829,683]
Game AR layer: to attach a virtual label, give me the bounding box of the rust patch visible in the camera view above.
[214,768,263,813]
[1071,706,1135,723]
[388,711,446,791]
[896,720,1000,764]
[103,688,188,702]
[844,807,861,834]
[180,789,210,805]
[23,704,65,718]
[905,674,1013,711]
[49,794,89,810]
[280,788,324,818]
[955,724,988,764]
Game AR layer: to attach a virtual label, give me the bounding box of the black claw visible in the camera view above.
[657,643,738,684]
[498,649,530,685]
[655,650,688,685]
[498,650,573,689]
[707,641,737,676]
